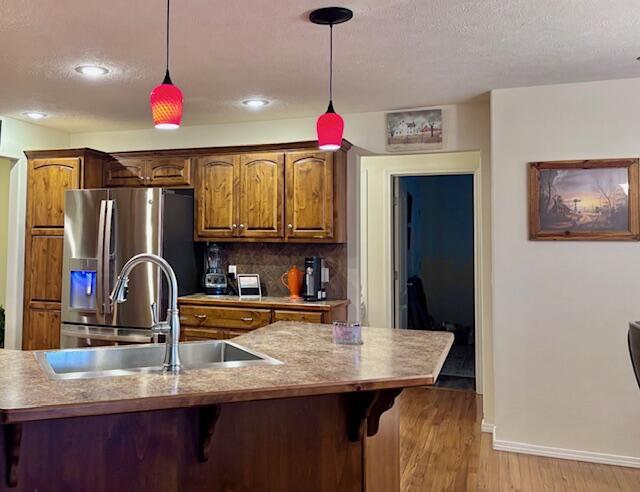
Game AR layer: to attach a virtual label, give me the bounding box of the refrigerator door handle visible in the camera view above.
[96,200,107,315]
[102,200,115,314]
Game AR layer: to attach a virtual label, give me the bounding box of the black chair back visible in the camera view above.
[628,322,640,389]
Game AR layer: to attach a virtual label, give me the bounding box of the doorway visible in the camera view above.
[393,174,475,390]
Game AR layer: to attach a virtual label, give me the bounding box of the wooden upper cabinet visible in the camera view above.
[104,156,192,187]
[28,158,80,228]
[196,155,239,238]
[285,151,334,240]
[103,158,146,187]
[147,157,192,187]
[238,153,284,238]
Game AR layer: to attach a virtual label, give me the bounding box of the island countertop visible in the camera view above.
[0,322,453,424]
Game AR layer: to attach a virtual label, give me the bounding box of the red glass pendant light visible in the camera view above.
[150,0,183,129]
[310,7,353,151]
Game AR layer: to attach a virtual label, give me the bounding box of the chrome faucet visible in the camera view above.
[110,253,182,373]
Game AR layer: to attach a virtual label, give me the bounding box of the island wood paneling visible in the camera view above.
[0,395,372,492]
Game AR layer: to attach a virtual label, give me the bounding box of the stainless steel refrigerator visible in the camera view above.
[60,188,199,348]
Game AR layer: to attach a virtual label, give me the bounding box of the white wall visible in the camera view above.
[491,79,640,461]
[0,115,70,349]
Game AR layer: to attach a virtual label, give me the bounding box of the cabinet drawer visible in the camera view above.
[181,326,227,341]
[273,310,324,324]
[180,305,272,330]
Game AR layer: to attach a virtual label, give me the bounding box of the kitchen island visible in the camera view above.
[0,322,453,491]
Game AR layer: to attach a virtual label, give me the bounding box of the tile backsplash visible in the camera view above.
[216,243,347,299]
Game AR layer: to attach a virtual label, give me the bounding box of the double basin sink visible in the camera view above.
[36,340,282,380]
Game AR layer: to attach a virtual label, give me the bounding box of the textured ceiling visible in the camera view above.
[2,0,640,133]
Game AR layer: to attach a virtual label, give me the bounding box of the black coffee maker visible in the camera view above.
[302,256,327,301]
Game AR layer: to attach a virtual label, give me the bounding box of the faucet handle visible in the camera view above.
[151,321,171,335]
[150,302,159,325]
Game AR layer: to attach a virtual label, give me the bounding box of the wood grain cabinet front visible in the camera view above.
[22,308,61,350]
[238,153,284,238]
[104,156,192,187]
[285,151,335,240]
[178,299,350,341]
[103,158,146,187]
[28,158,80,228]
[180,305,272,331]
[193,143,348,243]
[28,236,63,304]
[147,157,192,187]
[195,154,240,238]
[22,149,109,350]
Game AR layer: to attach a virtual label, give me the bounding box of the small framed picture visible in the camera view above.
[237,274,262,298]
[529,159,640,241]
[385,108,443,152]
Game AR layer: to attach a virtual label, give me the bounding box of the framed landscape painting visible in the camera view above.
[386,109,443,152]
[528,159,640,241]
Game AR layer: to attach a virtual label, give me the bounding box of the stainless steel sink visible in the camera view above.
[36,340,282,380]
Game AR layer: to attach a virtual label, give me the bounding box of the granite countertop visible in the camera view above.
[178,293,349,310]
[0,322,453,423]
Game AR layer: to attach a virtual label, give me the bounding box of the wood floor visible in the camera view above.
[399,388,640,491]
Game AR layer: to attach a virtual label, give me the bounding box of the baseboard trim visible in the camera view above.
[493,438,640,469]
[480,420,495,434]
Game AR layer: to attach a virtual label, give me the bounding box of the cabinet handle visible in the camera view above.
[239,224,245,229]
[240,317,254,322]
[231,223,237,230]
[194,314,207,321]
[287,224,293,229]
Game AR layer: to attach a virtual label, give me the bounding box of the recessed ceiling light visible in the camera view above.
[75,65,109,77]
[242,99,270,109]
[22,111,48,120]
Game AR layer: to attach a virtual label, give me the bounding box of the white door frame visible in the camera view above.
[360,151,485,394]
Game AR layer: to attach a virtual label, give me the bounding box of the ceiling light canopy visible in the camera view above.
[150,0,183,130]
[310,7,353,151]
[23,111,48,120]
[75,65,109,77]
[242,99,270,109]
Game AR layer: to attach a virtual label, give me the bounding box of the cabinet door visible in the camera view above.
[23,308,61,350]
[29,236,63,303]
[238,153,284,238]
[148,157,192,187]
[285,152,334,239]
[195,155,239,238]
[28,158,80,228]
[103,158,146,187]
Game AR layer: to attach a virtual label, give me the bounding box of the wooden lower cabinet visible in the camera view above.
[22,308,61,350]
[178,298,349,341]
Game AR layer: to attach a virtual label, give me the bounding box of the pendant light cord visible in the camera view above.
[325,23,335,112]
[161,0,173,84]
[166,0,170,72]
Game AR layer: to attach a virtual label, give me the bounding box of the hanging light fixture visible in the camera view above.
[150,0,183,129]
[310,7,353,151]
